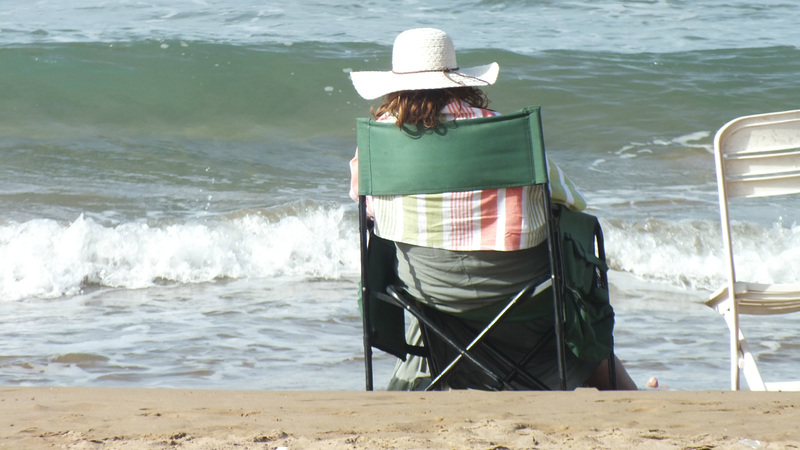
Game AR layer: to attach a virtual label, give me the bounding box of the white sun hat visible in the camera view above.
[350,28,499,100]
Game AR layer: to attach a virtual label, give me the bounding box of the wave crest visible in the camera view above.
[0,205,359,301]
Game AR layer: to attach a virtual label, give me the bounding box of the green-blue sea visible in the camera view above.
[1,0,800,390]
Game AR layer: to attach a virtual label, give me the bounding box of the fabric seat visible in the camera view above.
[706,109,800,391]
[357,107,616,391]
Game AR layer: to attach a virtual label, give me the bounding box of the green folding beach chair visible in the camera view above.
[357,107,616,391]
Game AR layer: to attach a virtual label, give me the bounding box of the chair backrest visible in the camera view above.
[357,107,548,196]
[714,109,800,299]
[715,109,800,200]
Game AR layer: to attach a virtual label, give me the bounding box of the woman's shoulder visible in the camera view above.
[375,112,397,123]
[443,100,499,120]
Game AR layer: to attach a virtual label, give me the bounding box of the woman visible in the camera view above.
[349,28,637,390]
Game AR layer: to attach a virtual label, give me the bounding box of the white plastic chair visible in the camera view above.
[706,109,800,391]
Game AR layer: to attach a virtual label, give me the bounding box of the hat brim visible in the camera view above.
[350,62,499,100]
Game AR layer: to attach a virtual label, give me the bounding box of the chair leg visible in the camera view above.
[720,305,767,391]
[545,200,568,390]
[739,329,767,391]
[358,199,374,391]
[552,296,568,390]
[608,354,617,389]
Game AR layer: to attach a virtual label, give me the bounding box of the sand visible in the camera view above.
[2,387,800,449]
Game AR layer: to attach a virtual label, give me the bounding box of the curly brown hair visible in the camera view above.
[372,87,491,129]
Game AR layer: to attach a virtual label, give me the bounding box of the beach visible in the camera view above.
[2,0,800,391]
[2,387,799,449]
[2,4,800,447]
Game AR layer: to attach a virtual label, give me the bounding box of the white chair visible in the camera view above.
[706,109,800,391]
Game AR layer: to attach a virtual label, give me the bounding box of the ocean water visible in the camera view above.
[1,0,800,391]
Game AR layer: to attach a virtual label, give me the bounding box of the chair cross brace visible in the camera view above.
[382,278,554,391]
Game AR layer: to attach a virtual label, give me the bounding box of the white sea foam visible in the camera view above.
[0,207,359,302]
[603,217,800,292]
[614,131,712,159]
[5,202,800,303]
